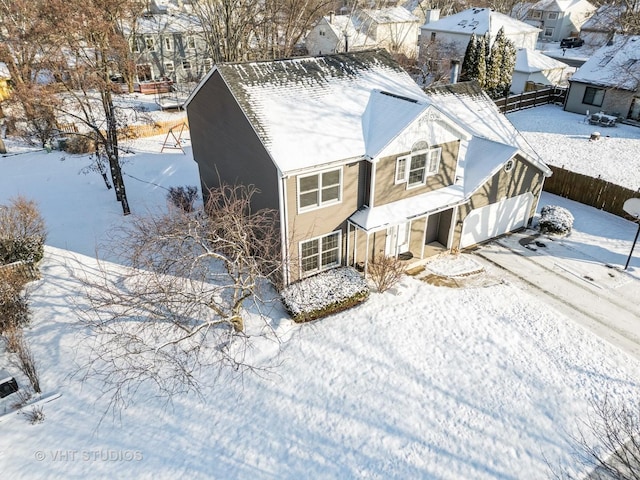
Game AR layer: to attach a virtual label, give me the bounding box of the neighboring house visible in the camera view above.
[579,3,634,47]
[511,48,573,93]
[516,0,596,41]
[306,7,420,57]
[419,7,541,60]
[564,35,640,121]
[125,1,211,84]
[185,50,551,285]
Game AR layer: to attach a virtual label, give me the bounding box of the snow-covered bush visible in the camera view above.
[281,267,369,323]
[539,205,574,235]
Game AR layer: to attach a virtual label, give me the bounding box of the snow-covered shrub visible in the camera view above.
[539,205,574,235]
[281,267,369,323]
[23,405,45,425]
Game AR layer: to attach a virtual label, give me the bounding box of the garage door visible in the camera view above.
[460,193,533,248]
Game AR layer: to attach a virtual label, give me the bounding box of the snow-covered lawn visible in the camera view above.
[507,104,640,191]
[0,107,639,479]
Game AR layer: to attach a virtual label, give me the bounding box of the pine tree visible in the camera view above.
[461,33,478,81]
[498,36,517,97]
[476,34,487,88]
[485,29,503,96]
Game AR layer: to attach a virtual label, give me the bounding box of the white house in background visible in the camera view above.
[511,48,573,93]
[305,7,420,57]
[517,0,596,42]
[419,8,540,60]
[564,35,640,121]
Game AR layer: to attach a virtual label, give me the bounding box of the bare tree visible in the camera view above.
[552,395,640,480]
[77,183,282,412]
[367,252,405,293]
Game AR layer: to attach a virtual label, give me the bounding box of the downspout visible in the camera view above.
[278,174,290,285]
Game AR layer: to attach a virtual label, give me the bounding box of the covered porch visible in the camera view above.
[346,185,465,276]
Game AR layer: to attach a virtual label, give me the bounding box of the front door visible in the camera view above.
[385,222,410,256]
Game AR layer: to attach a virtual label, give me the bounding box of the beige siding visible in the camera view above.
[373,139,460,206]
[285,161,363,282]
[409,218,426,255]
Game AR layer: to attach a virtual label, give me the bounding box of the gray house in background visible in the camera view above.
[185,50,551,285]
[516,0,596,42]
[564,35,640,121]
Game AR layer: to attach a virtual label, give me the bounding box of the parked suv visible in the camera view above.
[560,37,584,48]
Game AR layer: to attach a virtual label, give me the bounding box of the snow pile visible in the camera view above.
[280,267,369,322]
[539,204,575,235]
[425,253,484,277]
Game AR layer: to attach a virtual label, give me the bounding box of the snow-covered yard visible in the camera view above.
[0,104,640,479]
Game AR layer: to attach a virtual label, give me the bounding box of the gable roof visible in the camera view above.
[320,15,377,49]
[570,34,640,90]
[514,48,569,73]
[528,0,595,13]
[186,50,427,174]
[420,7,540,36]
[359,6,419,24]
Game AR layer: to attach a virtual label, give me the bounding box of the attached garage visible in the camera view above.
[460,193,534,248]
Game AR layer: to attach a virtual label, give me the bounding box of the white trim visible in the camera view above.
[296,166,343,214]
[299,230,342,278]
[279,174,290,286]
[395,155,409,184]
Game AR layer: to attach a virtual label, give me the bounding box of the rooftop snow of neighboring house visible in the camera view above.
[124,11,202,35]
[528,0,594,12]
[581,3,630,32]
[515,48,570,72]
[0,62,9,78]
[570,34,640,90]
[323,15,376,49]
[422,7,540,37]
[360,6,419,24]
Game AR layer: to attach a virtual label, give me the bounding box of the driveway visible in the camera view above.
[472,230,640,359]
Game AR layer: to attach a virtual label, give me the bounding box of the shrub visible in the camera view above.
[539,205,574,235]
[63,134,94,154]
[281,267,369,323]
[0,197,47,265]
[0,268,30,335]
[23,405,45,424]
[167,185,199,213]
[368,253,405,293]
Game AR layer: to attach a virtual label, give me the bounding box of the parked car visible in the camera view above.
[0,370,18,398]
[560,37,584,48]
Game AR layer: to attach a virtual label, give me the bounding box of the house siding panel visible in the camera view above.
[373,139,460,206]
[188,71,280,213]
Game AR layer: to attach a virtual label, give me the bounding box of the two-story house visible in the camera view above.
[185,50,551,285]
[305,7,420,57]
[419,7,541,60]
[517,0,596,42]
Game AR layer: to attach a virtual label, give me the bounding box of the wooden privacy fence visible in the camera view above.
[494,87,567,114]
[544,166,640,218]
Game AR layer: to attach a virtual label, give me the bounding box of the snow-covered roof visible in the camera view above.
[421,7,540,37]
[425,82,551,176]
[463,137,519,195]
[581,3,629,33]
[323,15,376,49]
[570,35,640,90]
[189,50,427,174]
[349,184,465,230]
[360,6,419,24]
[528,0,595,13]
[122,12,202,35]
[515,48,569,73]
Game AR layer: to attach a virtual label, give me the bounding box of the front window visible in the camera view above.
[547,12,558,20]
[544,27,554,37]
[300,231,341,276]
[298,168,342,212]
[583,87,605,106]
[395,142,441,188]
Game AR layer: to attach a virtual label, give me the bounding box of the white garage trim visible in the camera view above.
[460,193,534,248]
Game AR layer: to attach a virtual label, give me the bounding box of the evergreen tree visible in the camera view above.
[498,35,517,97]
[485,30,502,95]
[461,33,478,81]
[476,35,487,88]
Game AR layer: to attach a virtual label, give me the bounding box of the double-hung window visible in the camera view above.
[300,231,341,276]
[395,142,441,188]
[298,168,342,212]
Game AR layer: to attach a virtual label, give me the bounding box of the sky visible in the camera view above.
[0,103,639,479]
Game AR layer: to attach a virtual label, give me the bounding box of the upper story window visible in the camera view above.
[182,60,192,70]
[529,10,542,19]
[298,168,342,212]
[319,29,326,36]
[164,62,174,73]
[186,36,196,49]
[130,37,141,53]
[547,12,558,20]
[145,36,155,51]
[395,142,442,188]
[204,58,213,71]
[164,37,172,51]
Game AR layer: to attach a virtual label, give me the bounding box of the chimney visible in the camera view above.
[425,9,440,24]
[450,60,460,84]
[329,11,334,24]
